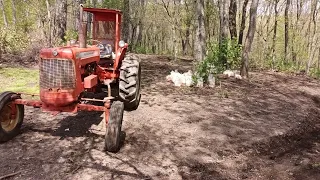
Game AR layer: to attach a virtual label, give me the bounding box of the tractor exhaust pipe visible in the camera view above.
[79,23,87,48]
[79,4,87,48]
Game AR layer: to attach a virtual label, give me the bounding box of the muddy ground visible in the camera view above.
[0,54,319,180]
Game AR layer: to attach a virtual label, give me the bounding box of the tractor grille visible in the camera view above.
[40,59,76,89]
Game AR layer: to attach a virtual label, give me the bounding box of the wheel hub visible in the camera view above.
[0,103,19,132]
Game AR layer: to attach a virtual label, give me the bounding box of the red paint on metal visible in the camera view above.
[84,7,122,51]
[84,75,98,88]
[23,6,127,116]
[40,47,74,60]
[105,110,109,125]
[96,65,119,81]
[115,13,119,51]
[83,6,127,81]
[42,104,78,113]
[39,45,100,107]
[10,102,17,120]
[14,99,42,108]
[113,44,128,77]
[77,104,106,112]
[104,101,111,125]
[14,99,108,113]
[83,8,121,14]
[40,90,76,107]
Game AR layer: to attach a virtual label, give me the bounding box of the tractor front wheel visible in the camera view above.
[119,54,141,111]
[0,91,24,142]
[104,101,124,153]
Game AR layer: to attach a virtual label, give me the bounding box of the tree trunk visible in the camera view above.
[54,0,67,42]
[122,0,130,43]
[182,26,190,56]
[45,0,52,45]
[219,0,229,44]
[229,0,237,40]
[131,0,145,50]
[263,2,272,64]
[0,0,8,28]
[284,0,290,64]
[11,0,16,26]
[291,0,302,64]
[306,0,318,74]
[86,0,95,39]
[271,0,279,70]
[318,48,320,73]
[290,0,295,63]
[240,0,259,78]
[218,0,229,68]
[137,0,145,47]
[238,0,249,45]
[173,0,178,61]
[194,0,206,61]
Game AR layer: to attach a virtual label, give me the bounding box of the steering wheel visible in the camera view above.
[87,39,107,53]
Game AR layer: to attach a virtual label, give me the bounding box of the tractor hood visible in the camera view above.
[40,46,74,60]
[39,45,100,64]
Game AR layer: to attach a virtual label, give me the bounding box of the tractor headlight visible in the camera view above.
[119,40,125,48]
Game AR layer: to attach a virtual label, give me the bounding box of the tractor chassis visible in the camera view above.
[0,81,126,152]
[12,93,113,123]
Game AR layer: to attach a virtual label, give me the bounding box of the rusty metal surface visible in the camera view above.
[14,99,42,108]
[77,104,106,112]
[81,98,105,102]
[14,99,108,113]
[79,23,87,48]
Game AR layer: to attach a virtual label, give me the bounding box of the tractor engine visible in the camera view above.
[39,45,100,108]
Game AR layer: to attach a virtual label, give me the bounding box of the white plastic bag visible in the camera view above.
[166,70,195,87]
[235,74,242,80]
[196,77,204,87]
[184,70,193,87]
[208,74,215,88]
[223,70,235,77]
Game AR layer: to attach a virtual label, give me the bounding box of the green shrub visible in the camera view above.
[134,45,148,54]
[194,38,242,82]
[64,29,78,42]
[275,60,299,72]
[0,27,30,55]
[310,68,320,79]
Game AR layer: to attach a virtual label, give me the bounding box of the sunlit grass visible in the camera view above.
[0,67,39,94]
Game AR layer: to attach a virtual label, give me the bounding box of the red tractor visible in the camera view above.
[0,5,141,152]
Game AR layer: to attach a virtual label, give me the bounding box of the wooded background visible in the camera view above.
[0,0,320,78]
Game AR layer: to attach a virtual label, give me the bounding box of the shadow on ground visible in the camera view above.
[137,54,320,179]
[0,54,319,179]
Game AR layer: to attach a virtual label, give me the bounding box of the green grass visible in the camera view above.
[0,67,39,94]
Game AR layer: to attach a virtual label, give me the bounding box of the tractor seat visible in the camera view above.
[98,57,114,66]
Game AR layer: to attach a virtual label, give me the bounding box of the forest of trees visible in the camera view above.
[0,0,320,79]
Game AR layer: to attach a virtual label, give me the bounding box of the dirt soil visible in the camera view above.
[0,54,319,180]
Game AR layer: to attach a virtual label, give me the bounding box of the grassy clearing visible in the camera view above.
[0,67,39,94]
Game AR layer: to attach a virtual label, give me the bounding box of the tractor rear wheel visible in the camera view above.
[119,54,141,111]
[104,101,124,153]
[0,91,24,142]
